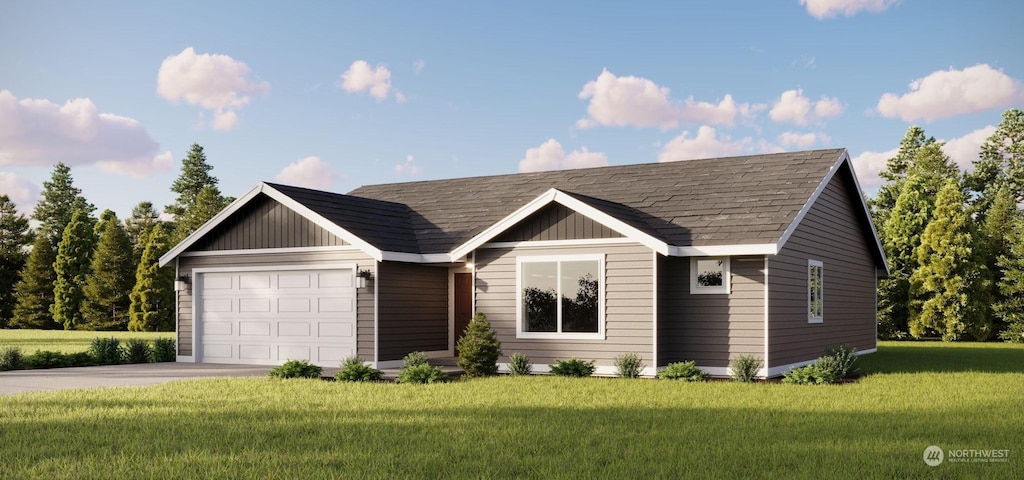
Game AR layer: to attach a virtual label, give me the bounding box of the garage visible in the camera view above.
[197,268,357,367]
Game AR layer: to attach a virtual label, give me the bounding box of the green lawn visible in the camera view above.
[1,341,1021,479]
[0,329,170,353]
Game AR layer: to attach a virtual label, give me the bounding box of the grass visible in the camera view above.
[0,341,1021,479]
[0,329,169,354]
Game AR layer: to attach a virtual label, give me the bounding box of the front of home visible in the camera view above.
[159,148,887,377]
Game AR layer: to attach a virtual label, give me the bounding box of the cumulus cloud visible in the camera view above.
[658,126,752,162]
[942,125,997,172]
[339,60,404,102]
[849,148,898,191]
[0,90,173,178]
[157,47,269,130]
[877,64,1023,122]
[0,172,40,214]
[800,0,898,19]
[769,89,844,126]
[576,69,756,129]
[275,156,341,190]
[518,139,609,173]
[778,131,831,148]
[395,155,421,176]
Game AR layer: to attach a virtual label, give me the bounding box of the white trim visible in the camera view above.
[857,347,877,355]
[808,259,824,324]
[179,245,362,258]
[515,254,606,340]
[373,260,380,364]
[669,244,778,257]
[690,256,731,294]
[380,251,453,263]
[497,363,659,378]
[176,355,195,363]
[448,268,456,354]
[652,251,658,370]
[480,238,638,249]
[841,151,891,274]
[763,256,770,375]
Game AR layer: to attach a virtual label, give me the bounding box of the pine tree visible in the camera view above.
[166,143,231,242]
[11,234,59,329]
[128,224,175,332]
[966,108,1024,220]
[93,209,117,237]
[909,180,992,341]
[175,186,229,239]
[456,312,502,377]
[0,195,33,327]
[869,126,936,232]
[995,214,1024,341]
[51,209,96,330]
[33,163,95,243]
[125,201,160,265]
[979,187,1018,334]
[82,213,135,330]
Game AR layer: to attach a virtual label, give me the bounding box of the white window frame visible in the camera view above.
[690,256,730,295]
[808,259,823,324]
[516,254,605,340]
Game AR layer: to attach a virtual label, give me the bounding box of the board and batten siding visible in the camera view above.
[495,203,624,242]
[768,168,877,367]
[176,250,376,359]
[376,262,449,361]
[658,255,765,368]
[474,243,654,367]
[190,193,348,251]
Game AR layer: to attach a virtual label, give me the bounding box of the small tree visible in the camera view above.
[995,214,1024,340]
[82,214,135,330]
[10,234,59,329]
[33,162,95,243]
[0,195,33,327]
[51,209,95,330]
[125,201,160,267]
[128,224,175,331]
[456,312,502,377]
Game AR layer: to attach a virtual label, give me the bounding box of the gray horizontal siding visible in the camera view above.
[768,167,877,367]
[190,194,348,251]
[658,255,765,368]
[377,262,449,361]
[496,203,623,242]
[474,243,654,367]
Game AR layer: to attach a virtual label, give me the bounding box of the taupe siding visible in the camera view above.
[475,243,654,367]
[190,194,348,251]
[768,168,877,367]
[175,250,376,358]
[376,262,449,361]
[495,203,623,242]
[658,255,765,368]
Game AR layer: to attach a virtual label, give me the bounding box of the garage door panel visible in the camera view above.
[319,322,353,338]
[203,298,234,313]
[278,345,311,362]
[204,275,234,290]
[239,321,272,336]
[204,344,233,359]
[318,346,353,364]
[318,272,351,288]
[240,298,272,313]
[278,273,312,289]
[279,322,311,337]
[278,298,312,312]
[318,297,353,313]
[240,344,272,360]
[205,321,233,336]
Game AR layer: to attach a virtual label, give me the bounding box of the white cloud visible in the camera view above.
[157,47,269,130]
[395,155,421,176]
[339,60,404,102]
[0,90,172,178]
[275,156,341,190]
[850,148,898,191]
[778,131,831,148]
[800,0,898,19]
[877,64,1024,122]
[658,126,752,162]
[519,139,609,173]
[413,60,425,74]
[769,89,844,126]
[942,125,997,172]
[0,172,40,214]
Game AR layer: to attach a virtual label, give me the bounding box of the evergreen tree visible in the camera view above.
[125,201,160,264]
[11,234,59,329]
[166,143,230,241]
[966,108,1024,220]
[909,180,992,341]
[51,209,96,330]
[128,224,175,331]
[0,195,33,327]
[93,209,117,237]
[869,126,936,232]
[979,187,1018,334]
[175,186,229,238]
[995,214,1024,341]
[33,163,95,243]
[82,213,135,330]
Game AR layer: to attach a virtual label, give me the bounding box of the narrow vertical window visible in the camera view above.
[808,260,823,323]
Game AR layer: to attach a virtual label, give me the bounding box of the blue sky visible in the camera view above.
[1,0,1022,219]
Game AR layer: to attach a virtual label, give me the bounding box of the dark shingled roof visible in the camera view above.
[335,148,848,254]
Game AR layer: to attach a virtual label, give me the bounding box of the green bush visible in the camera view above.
[549,358,595,377]
[402,351,429,368]
[614,352,645,378]
[90,337,124,365]
[124,339,152,364]
[456,312,502,377]
[730,354,762,383]
[395,364,450,384]
[658,361,709,382]
[507,352,532,376]
[267,359,322,379]
[823,344,858,378]
[152,337,177,362]
[65,351,95,367]
[998,322,1024,343]
[335,356,383,382]
[0,346,25,371]
[782,363,837,385]
[25,350,70,369]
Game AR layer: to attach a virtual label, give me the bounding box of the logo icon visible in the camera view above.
[924,445,944,466]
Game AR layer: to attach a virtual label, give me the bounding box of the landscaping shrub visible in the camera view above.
[152,337,177,362]
[0,346,24,371]
[402,351,429,368]
[395,364,449,384]
[90,337,124,365]
[456,312,502,377]
[65,351,95,367]
[549,358,595,377]
[782,363,836,385]
[124,339,152,364]
[335,356,383,382]
[823,344,858,378]
[614,352,644,378]
[267,359,322,379]
[657,361,709,382]
[507,352,532,376]
[25,350,72,369]
[730,354,762,382]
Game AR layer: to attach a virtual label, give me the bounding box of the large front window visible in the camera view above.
[519,256,603,338]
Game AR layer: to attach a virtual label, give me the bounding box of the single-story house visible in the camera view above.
[159,148,887,377]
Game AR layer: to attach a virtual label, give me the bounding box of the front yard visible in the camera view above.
[0,329,169,354]
[0,341,1021,478]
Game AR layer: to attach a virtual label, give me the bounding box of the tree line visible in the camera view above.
[0,143,231,331]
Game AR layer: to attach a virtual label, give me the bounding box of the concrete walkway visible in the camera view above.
[0,363,273,395]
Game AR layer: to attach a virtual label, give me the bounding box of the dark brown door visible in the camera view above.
[454,273,474,356]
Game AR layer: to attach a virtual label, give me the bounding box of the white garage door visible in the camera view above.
[198,268,356,367]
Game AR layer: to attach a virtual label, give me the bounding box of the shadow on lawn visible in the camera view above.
[860,343,1024,374]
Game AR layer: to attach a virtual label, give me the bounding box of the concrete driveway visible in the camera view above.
[0,363,274,395]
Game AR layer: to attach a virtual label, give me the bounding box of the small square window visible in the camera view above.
[690,257,730,294]
[808,260,823,323]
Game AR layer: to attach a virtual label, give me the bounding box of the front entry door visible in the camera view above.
[454,273,473,355]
